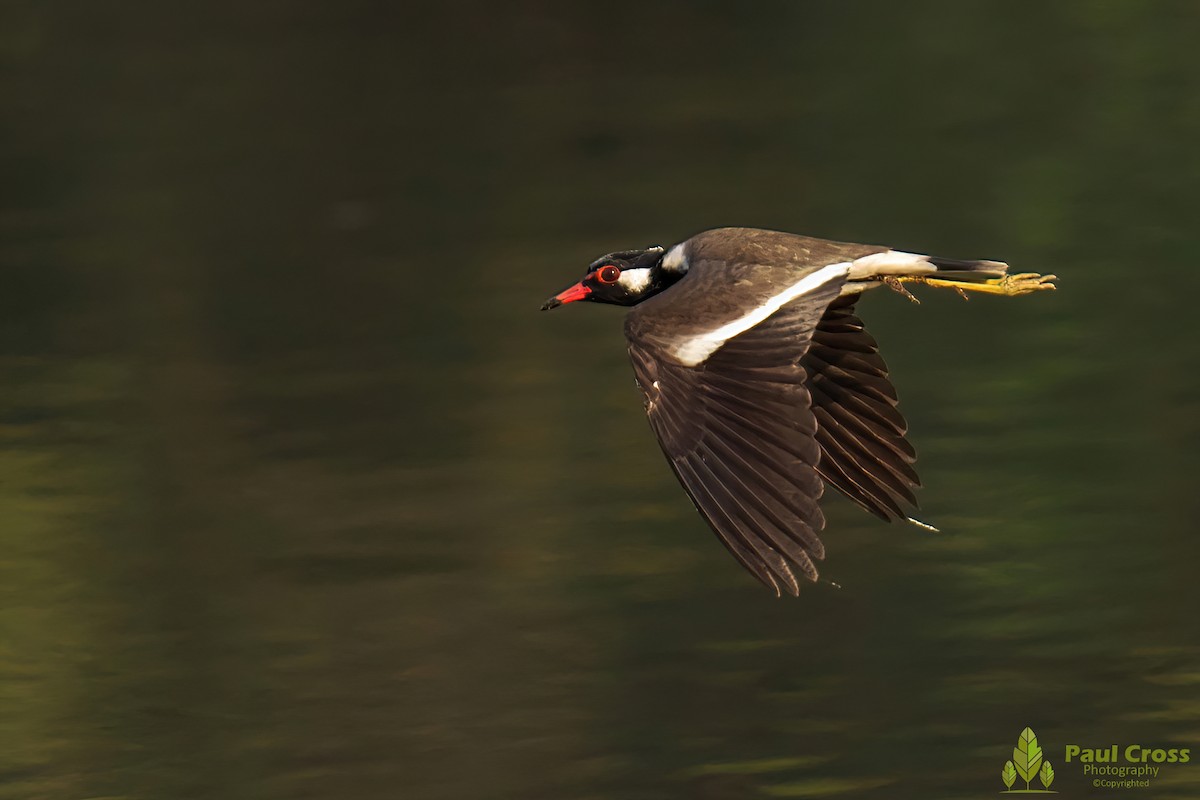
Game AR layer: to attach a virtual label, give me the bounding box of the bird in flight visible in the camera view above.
[542,228,1055,595]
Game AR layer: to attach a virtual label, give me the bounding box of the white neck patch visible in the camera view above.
[671,262,850,367]
[661,243,689,274]
[618,267,652,293]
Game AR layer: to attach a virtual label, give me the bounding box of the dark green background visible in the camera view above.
[3,2,1199,798]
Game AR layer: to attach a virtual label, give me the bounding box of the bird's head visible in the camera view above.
[541,246,671,311]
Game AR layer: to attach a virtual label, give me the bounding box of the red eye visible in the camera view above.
[597,265,621,284]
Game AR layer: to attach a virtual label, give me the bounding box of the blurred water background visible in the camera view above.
[3,2,1200,798]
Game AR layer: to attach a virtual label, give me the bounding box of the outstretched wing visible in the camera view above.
[625,268,846,595]
[802,296,921,520]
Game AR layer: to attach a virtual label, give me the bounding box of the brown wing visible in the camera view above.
[625,279,844,595]
[802,296,921,520]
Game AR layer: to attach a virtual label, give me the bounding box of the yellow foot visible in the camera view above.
[883,276,921,304]
[900,272,1057,298]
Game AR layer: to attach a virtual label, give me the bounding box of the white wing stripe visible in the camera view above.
[671,263,850,367]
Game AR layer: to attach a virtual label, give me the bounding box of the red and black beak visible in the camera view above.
[541,281,591,311]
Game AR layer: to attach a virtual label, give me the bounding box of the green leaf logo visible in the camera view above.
[1040,761,1055,790]
[1013,726,1044,789]
[1001,760,1017,789]
[999,727,1055,793]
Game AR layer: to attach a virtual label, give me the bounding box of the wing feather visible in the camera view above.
[625,272,844,593]
[803,297,921,520]
[671,458,790,593]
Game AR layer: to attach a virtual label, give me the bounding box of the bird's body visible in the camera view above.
[543,227,1055,595]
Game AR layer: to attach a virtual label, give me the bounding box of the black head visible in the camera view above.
[541,246,671,311]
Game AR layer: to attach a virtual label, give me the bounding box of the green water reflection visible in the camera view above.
[3,2,1199,798]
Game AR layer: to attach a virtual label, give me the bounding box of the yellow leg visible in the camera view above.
[898,272,1057,298]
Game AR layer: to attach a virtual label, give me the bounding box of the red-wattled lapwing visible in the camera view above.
[542,227,1056,596]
